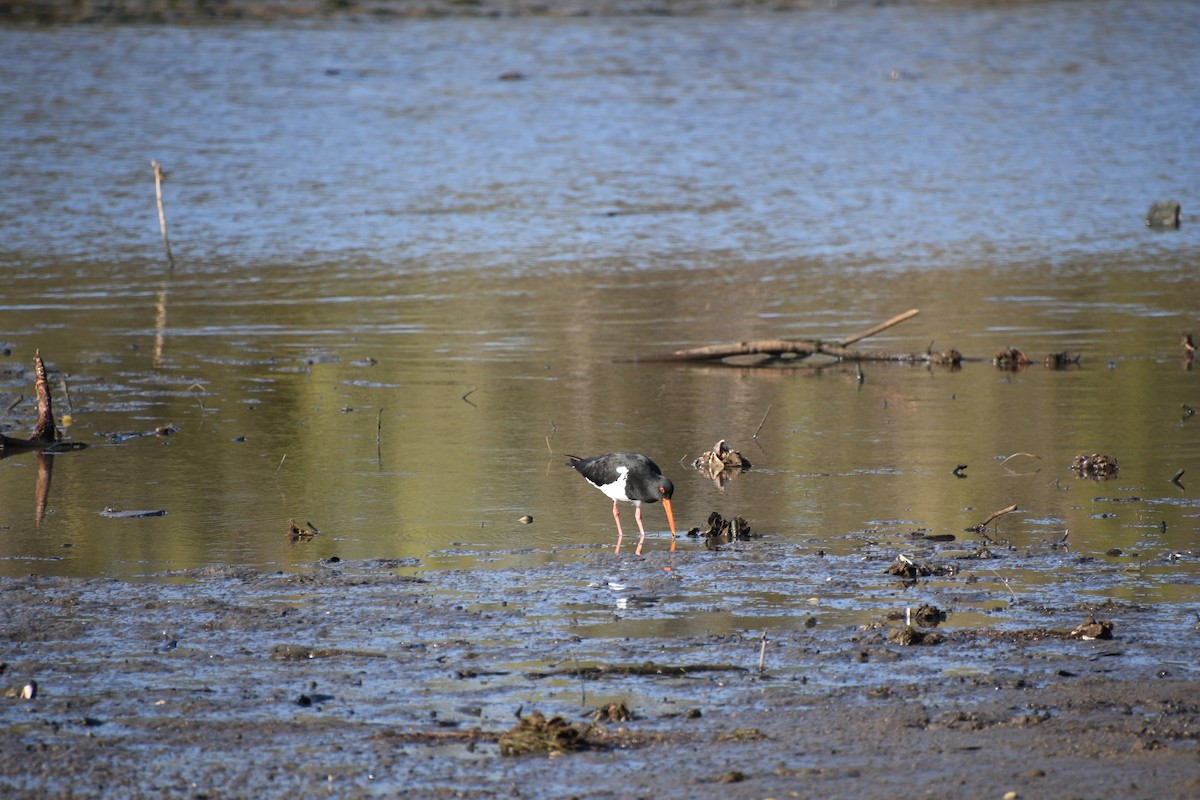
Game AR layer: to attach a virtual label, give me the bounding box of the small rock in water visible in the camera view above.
[1146,200,1181,230]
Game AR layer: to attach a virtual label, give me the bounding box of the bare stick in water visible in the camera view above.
[837,308,920,346]
[151,160,175,269]
[753,404,772,440]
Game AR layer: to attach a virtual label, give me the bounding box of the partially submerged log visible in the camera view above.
[0,350,86,455]
[627,309,955,365]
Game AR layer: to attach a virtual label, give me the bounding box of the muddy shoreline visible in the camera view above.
[3,551,1197,798]
[0,0,1061,25]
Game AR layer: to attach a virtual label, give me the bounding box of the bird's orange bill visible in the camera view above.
[663,498,676,537]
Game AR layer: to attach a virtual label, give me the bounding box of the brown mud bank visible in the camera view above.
[2,549,1198,799]
[0,0,1059,25]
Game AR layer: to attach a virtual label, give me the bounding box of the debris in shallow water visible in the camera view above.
[886,554,931,579]
[101,507,168,518]
[591,702,633,723]
[914,604,945,627]
[1071,453,1119,479]
[288,518,319,543]
[928,348,962,366]
[1069,618,1114,641]
[994,347,1032,370]
[692,439,751,473]
[1146,200,1181,230]
[1043,351,1080,369]
[692,439,752,487]
[887,625,942,646]
[518,515,533,524]
[499,710,589,756]
[687,511,761,549]
[717,728,767,742]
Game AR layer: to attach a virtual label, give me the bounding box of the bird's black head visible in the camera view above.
[655,475,675,502]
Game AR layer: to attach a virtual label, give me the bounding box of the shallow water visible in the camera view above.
[1,1,1199,624]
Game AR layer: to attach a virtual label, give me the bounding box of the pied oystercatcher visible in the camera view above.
[566,452,677,554]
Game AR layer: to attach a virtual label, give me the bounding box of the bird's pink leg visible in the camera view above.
[633,504,647,556]
[612,501,625,554]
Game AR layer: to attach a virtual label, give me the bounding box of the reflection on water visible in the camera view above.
[1,3,1199,623]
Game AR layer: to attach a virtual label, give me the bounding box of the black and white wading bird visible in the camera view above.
[566,452,677,554]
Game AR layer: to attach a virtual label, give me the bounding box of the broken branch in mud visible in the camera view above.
[626,308,948,364]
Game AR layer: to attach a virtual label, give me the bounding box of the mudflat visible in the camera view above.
[2,550,1197,799]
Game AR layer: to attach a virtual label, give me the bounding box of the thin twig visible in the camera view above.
[1000,452,1040,465]
[273,453,287,480]
[573,655,586,708]
[4,394,22,416]
[461,387,477,408]
[757,631,768,674]
[753,404,772,440]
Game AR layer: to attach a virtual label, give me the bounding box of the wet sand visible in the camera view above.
[3,553,1197,799]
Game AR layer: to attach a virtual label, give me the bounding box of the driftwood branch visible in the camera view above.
[627,309,944,364]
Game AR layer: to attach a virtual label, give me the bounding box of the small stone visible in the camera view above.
[1146,200,1181,230]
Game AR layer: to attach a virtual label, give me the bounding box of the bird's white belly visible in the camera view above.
[588,466,632,503]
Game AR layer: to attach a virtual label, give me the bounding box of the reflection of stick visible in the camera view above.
[377,408,384,467]
[151,160,174,268]
[35,452,53,527]
[154,279,170,366]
